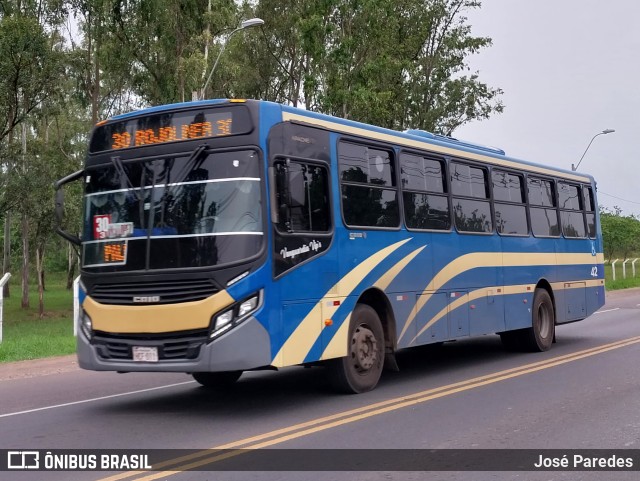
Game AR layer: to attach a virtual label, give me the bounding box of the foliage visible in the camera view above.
[600,206,640,263]
[0,0,505,315]
[234,0,503,133]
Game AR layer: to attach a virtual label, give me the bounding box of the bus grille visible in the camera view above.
[90,279,219,305]
[93,331,208,361]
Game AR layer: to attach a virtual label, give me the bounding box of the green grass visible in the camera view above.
[0,276,76,363]
[0,261,638,364]
[604,263,640,290]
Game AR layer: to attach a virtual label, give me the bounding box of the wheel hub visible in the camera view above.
[351,325,378,372]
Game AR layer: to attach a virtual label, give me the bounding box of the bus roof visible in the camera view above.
[278,102,594,185]
[104,99,594,184]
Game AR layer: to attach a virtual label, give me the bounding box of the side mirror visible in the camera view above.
[54,169,84,246]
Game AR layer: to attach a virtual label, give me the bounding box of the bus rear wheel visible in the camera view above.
[192,371,242,388]
[500,288,555,352]
[329,304,385,394]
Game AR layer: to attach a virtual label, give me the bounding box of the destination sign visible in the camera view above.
[89,106,251,153]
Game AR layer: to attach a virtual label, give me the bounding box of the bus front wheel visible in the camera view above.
[328,304,385,394]
[192,371,242,388]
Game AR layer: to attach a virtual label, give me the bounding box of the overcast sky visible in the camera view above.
[454,0,639,217]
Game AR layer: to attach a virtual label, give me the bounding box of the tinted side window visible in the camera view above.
[342,185,399,228]
[528,178,556,207]
[583,186,596,238]
[453,198,493,233]
[561,211,587,238]
[339,142,395,187]
[339,141,399,228]
[451,162,491,233]
[493,170,527,236]
[403,192,450,230]
[558,182,581,210]
[451,163,488,199]
[400,153,450,230]
[558,182,586,238]
[275,160,330,233]
[583,186,595,212]
[492,171,524,203]
[530,207,560,237]
[400,153,445,193]
[495,204,528,235]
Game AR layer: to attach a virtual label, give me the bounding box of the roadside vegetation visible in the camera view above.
[1,251,638,363]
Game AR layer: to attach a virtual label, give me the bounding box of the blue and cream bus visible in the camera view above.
[55,99,605,393]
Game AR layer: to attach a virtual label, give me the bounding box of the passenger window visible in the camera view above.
[400,153,450,230]
[584,186,596,238]
[527,178,556,207]
[558,182,586,238]
[339,141,399,228]
[451,161,492,233]
[451,163,489,199]
[493,170,527,236]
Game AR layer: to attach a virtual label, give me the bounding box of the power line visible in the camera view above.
[598,191,640,206]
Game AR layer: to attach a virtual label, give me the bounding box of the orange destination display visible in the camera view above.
[89,105,251,153]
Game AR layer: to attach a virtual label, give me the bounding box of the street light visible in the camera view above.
[199,17,265,100]
[572,129,615,171]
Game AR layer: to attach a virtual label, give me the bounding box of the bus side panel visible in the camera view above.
[554,237,595,323]
[501,236,553,331]
[431,232,505,337]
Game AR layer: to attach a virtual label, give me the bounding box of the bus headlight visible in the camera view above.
[238,296,259,317]
[80,312,93,340]
[210,290,262,340]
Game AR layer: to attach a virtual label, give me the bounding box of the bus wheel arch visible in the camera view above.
[357,288,397,353]
[500,280,556,352]
[328,290,393,394]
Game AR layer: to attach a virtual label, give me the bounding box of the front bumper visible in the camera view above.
[77,316,272,372]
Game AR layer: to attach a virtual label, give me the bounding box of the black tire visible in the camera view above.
[500,288,555,352]
[192,371,242,388]
[526,288,555,351]
[328,304,385,394]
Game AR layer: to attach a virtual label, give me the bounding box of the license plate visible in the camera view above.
[132,346,159,362]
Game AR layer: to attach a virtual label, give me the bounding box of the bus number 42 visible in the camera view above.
[590,266,598,277]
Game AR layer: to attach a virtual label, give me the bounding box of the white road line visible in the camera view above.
[0,381,195,419]
[595,308,620,314]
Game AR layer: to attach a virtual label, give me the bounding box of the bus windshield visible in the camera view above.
[82,149,263,271]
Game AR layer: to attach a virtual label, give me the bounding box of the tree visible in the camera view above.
[233,0,502,134]
[600,206,640,263]
[106,0,236,105]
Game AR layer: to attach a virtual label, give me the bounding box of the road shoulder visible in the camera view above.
[0,354,78,382]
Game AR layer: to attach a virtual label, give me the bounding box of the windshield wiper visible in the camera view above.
[111,155,143,201]
[172,143,209,184]
[157,143,209,226]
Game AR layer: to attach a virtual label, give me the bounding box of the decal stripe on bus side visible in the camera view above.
[320,245,427,361]
[409,278,604,345]
[271,238,412,367]
[398,251,604,343]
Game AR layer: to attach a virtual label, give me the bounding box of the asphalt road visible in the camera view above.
[1,289,639,481]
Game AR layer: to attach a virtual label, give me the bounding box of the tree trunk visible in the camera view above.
[21,212,29,309]
[3,213,10,299]
[36,244,45,318]
[3,108,13,298]
[66,242,77,290]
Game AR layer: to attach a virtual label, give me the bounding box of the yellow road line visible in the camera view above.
[97,335,640,480]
